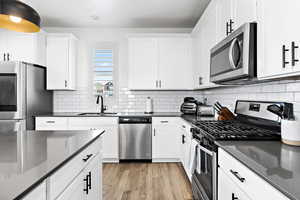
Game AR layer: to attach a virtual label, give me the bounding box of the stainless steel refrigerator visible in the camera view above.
[0,61,53,130]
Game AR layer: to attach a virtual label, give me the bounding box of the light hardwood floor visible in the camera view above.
[103,163,193,200]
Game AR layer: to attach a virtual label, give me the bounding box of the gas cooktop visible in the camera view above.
[193,120,280,140]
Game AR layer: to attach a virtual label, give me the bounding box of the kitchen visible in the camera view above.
[0,0,300,200]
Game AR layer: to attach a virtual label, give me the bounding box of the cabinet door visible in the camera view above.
[257,0,291,79]
[128,38,158,90]
[23,182,46,200]
[218,168,251,200]
[152,120,181,161]
[68,117,119,161]
[46,36,70,90]
[56,172,86,200]
[84,155,100,200]
[197,1,218,88]
[158,37,193,90]
[232,0,257,30]
[216,0,233,43]
[0,30,7,61]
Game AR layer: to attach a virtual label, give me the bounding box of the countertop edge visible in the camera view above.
[216,142,297,200]
[13,130,105,200]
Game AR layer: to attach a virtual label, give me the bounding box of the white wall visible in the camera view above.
[45,27,196,112]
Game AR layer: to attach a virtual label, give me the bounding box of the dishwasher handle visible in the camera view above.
[119,117,152,124]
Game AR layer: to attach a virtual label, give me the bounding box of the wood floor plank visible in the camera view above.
[103,163,192,200]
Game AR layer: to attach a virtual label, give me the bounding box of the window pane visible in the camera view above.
[93,49,114,96]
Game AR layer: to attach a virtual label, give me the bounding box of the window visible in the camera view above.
[93,49,114,96]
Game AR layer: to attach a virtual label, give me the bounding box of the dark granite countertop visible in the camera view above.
[0,129,104,200]
[35,112,183,117]
[216,141,300,200]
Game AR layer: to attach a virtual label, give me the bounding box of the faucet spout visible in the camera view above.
[96,95,106,113]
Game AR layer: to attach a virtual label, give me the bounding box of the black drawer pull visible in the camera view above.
[282,45,290,68]
[292,41,299,66]
[46,121,55,123]
[182,135,186,144]
[88,171,92,190]
[230,169,245,183]
[82,154,93,162]
[232,193,239,200]
[83,174,89,194]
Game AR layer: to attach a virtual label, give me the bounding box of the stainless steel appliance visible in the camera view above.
[191,100,293,200]
[119,117,152,161]
[210,23,257,84]
[0,61,53,130]
[197,105,215,117]
[180,97,198,115]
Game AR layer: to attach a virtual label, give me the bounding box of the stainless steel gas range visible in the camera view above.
[191,100,293,200]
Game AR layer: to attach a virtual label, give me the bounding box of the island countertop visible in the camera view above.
[217,141,300,200]
[0,129,104,200]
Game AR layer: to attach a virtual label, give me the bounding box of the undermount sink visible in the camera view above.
[78,112,118,116]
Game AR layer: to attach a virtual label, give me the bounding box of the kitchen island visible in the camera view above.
[0,129,104,200]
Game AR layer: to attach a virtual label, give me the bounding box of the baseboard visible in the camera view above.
[152,158,181,163]
[103,158,119,163]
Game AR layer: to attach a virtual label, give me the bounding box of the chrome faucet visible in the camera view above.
[96,95,107,113]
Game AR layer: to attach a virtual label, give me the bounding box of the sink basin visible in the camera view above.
[78,112,118,116]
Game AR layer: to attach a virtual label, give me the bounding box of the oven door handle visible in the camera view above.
[197,143,215,156]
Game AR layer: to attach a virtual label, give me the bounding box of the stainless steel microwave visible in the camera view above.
[210,23,257,84]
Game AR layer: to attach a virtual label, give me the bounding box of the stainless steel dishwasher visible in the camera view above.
[119,117,152,161]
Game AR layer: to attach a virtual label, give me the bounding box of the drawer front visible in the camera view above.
[218,148,290,200]
[48,137,101,200]
[218,168,251,200]
[68,117,118,129]
[36,117,68,130]
[152,117,179,125]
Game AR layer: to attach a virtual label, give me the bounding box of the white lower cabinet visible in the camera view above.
[179,120,192,181]
[35,117,119,162]
[22,182,46,200]
[152,117,181,162]
[56,173,85,200]
[218,148,290,200]
[218,168,251,200]
[50,136,102,200]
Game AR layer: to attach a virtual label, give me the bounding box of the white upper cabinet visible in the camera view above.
[0,30,47,66]
[128,38,158,90]
[128,35,193,90]
[158,37,193,90]
[257,0,300,79]
[192,0,218,89]
[216,0,233,42]
[46,33,77,90]
[216,0,257,43]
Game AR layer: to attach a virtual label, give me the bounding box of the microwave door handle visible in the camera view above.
[229,38,239,69]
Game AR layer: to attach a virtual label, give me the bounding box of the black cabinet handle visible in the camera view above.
[7,53,10,61]
[226,22,230,36]
[3,53,6,61]
[82,154,93,162]
[282,45,290,68]
[230,169,245,183]
[65,80,67,88]
[83,174,89,194]
[229,19,234,33]
[88,171,92,190]
[182,135,186,144]
[292,41,299,66]
[232,193,239,200]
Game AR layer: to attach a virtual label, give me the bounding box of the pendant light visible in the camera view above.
[0,0,41,33]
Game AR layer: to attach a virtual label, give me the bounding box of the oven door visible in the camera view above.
[210,23,256,84]
[0,62,25,120]
[192,142,217,200]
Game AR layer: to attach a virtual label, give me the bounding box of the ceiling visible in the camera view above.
[23,0,210,28]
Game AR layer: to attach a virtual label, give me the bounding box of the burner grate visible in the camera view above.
[194,120,280,140]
